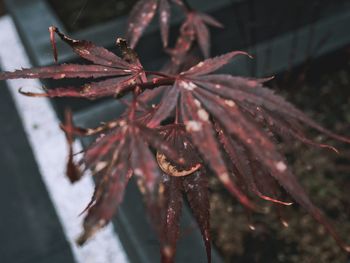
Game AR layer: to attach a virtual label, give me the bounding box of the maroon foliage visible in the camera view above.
[165,10,222,72]
[156,170,211,263]
[183,171,211,262]
[154,125,211,262]
[127,0,174,48]
[127,0,222,58]
[182,11,223,58]
[171,52,350,253]
[0,28,145,100]
[61,109,81,182]
[1,2,350,262]
[69,115,184,244]
[159,175,183,263]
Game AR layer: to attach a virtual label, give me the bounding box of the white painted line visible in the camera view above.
[0,16,129,263]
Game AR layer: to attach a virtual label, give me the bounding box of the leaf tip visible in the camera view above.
[161,245,176,262]
[77,219,108,246]
[67,158,81,183]
[18,88,48,97]
[233,50,253,59]
[344,245,350,253]
[247,53,254,59]
[76,232,88,246]
[49,26,58,63]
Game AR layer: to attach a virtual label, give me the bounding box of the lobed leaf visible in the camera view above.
[193,87,350,251]
[193,15,210,58]
[50,27,135,69]
[78,144,131,245]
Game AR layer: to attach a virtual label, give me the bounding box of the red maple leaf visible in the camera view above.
[127,0,222,58]
[1,27,349,263]
[151,51,350,257]
[127,0,172,48]
[61,109,185,245]
[0,27,146,99]
[154,124,211,262]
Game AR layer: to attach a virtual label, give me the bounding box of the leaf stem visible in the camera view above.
[145,71,173,78]
[116,77,176,99]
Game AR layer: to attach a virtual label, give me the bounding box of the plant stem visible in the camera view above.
[145,71,173,78]
[116,77,176,99]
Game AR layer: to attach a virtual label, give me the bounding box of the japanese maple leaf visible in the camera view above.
[155,171,210,263]
[1,26,349,261]
[127,0,173,48]
[60,109,185,245]
[0,27,146,100]
[127,0,222,57]
[141,124,211,263]
[148,50,350,255]
[184,11,223,58]
[165,11,223,64]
